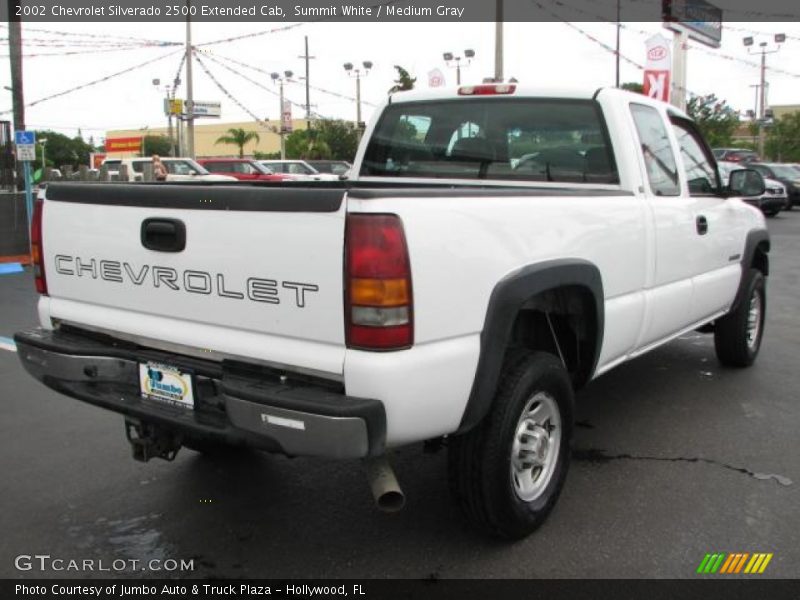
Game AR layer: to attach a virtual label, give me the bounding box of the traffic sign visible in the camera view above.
[15,130,35,145]
[16,145,36,161]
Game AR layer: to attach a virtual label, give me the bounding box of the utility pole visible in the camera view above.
[298,36,315,124]
[743,34,785,158]
[494,0,503,82]
[185,1,195,158]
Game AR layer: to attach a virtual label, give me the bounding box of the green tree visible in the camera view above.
[685,94,740,148]
[214,127,261,157]
[388,65,416,95]
[621,82,644,94]
[315,120,360,160]
[765,112,800,162]
[32,130,94,171]
[141,135,172,157]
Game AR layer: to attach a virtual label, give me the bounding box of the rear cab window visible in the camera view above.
[361,98,618,184]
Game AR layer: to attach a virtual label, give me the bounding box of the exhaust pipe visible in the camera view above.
[365,456,405,513]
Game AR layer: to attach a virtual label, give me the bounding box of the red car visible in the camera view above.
[196,158,290,181]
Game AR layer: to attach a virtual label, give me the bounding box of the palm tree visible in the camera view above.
[388,66,416,95]
[214,128,260,157]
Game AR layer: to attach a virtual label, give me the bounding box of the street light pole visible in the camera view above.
[743,33,784,158]
[443,50,475,85]
[39,138,47,174]
[344,61,372,133]
[271,70,294,160]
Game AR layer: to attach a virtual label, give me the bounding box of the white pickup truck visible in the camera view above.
[16,85,770,539]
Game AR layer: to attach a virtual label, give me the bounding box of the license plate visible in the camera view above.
[139,361,194,409]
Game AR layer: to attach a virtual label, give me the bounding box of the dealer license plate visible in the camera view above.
[139,361,195,409]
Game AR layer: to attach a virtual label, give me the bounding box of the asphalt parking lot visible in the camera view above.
[1,212,798,580]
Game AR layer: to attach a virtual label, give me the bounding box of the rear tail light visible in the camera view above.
[345,214,413,350]
[31,198,47,295]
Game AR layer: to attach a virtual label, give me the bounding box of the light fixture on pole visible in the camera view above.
[39,137,48,172]
[271,70,294,160]
[442,49,475,85]
[743,33,785,157]
[344,60,372,131]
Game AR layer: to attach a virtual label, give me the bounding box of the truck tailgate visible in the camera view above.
[41,184,348,377]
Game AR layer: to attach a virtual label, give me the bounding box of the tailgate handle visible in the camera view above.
[141,218,186,252]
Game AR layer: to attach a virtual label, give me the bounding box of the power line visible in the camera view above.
[0,49,181,115]
[191,50,274,130]
[0,23,179,46]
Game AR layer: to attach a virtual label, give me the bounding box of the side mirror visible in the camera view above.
[729,168,765,197]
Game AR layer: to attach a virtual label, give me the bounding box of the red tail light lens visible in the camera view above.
[31,199,47,295]
[345,214,413,350]
[458,84,516,96]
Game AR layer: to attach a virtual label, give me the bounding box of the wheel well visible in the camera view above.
[507,285,598,389]
[752,242,769,276]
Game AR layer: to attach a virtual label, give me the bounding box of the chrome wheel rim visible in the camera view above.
[746,290,762,351]
[511,391,561,502]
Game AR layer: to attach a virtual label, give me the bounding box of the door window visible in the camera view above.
[629,103,680,196]
[670,120,721,196]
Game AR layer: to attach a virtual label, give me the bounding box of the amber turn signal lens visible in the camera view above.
[350,278,409,307]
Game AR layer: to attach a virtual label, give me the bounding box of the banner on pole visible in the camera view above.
[643,34,671,103]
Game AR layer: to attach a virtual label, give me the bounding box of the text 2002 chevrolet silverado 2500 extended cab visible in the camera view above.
[16,85,770,539]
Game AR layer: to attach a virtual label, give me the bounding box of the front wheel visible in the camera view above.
[714,268,765,367]
[448,351,573,539]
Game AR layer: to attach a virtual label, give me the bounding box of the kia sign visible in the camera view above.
[643,34,671,103]
[428,68,445,88]
[281,100,292,133]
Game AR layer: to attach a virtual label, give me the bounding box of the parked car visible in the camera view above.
[718,161,787,216]
[196,158,290,182]
[305,160,352,177]
[712,148,760,163]
[746,162,800,209]
[257,159,338,181]
[105,158,236,182]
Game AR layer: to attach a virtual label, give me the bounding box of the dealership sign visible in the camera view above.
[643,34,671,103]
[189,101,221,118]
[662,0,722,49]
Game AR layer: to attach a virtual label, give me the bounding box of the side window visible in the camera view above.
[204,162,222,173]
[130,162,145,173]
[630,103,680,196]
[671,120,720,196]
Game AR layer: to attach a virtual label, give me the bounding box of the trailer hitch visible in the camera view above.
[125,418,182,462]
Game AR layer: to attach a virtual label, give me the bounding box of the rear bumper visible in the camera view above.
[14,327,385,459]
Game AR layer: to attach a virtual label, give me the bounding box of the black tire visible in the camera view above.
[765,210,779,218]
[448,351,573,540]
[714,268,765,367]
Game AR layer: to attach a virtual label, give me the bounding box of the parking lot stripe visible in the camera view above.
[0,336,17,352]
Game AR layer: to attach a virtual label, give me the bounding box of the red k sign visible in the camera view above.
[644,70,671,102]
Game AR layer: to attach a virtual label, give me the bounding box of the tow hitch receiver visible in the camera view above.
[125,418,182,462]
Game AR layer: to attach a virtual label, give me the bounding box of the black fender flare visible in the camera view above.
[731,228,770,312]
[457,259,604,433]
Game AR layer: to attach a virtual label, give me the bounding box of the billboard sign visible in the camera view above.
[663,0,722,48]
[106,136,143,153]
[643,34,672,102]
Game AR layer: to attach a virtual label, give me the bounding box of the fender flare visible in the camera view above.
[731,228,770,312]
[457,259,604,433]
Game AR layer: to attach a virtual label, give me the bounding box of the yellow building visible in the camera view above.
[106,119,311,158]
[771,105,800,119]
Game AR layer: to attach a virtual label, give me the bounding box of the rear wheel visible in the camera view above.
[448,351,573,539]
[714,268,765,367]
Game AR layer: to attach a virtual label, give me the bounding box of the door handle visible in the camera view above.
[696,215,708,236]
[141,218,186,252]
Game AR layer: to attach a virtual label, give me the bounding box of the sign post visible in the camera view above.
[15,130,36,230]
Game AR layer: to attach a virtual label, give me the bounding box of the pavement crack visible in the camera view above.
[572,448,793,486]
